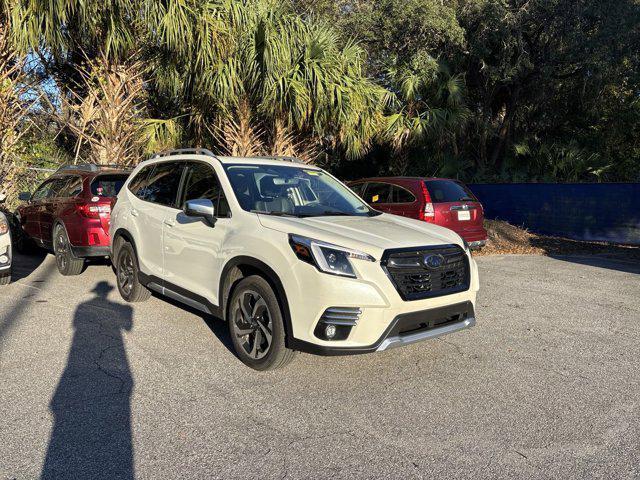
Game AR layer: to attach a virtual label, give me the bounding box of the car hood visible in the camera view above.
[258,213,463,257]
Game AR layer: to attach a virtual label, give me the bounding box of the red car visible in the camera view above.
[349,177,487,248]
[16,164,129,275]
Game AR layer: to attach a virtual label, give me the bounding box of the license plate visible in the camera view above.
[457,210,471,221]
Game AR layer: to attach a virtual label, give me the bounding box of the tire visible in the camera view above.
[115,240,151,302]
[228,275,296,371]
[0,271,10,285]
[53,224,84,276]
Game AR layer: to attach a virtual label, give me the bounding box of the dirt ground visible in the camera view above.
[475,219,640,259]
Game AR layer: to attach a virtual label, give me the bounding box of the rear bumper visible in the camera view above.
[71,245,111,258]
[289,301,475,356]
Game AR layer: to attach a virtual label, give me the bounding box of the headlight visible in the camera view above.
[289,234,375,278]
[0,216,8,236]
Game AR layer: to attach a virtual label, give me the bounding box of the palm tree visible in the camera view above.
[152,0,386,162]
[383,53,469,174]
[5,0,385,164]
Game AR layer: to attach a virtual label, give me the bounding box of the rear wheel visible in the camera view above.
[53,224,84,276]
[115,240,151,302]
[228,275,296,370]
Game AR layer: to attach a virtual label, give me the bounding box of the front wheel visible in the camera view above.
[228,275,296,371]
[53,224,84,276]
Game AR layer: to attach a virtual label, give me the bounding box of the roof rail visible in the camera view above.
[55,163,125,173]
[151,148,217,159]
[252,155,305,164]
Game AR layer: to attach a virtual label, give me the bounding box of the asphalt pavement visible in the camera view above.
[0,252,639,479]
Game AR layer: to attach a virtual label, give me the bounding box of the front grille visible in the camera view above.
[381,245,469,301]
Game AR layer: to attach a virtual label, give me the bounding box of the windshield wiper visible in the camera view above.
[459,196,474,201]
[250,210,302,218]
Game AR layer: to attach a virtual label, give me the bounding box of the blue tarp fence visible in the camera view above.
[467,183,640,245]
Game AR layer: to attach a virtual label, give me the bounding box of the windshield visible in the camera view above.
[223,164,377,217]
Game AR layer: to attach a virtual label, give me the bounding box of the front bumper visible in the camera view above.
[0,238,11,271]
[290,301,475,355]
[284,244,480,352]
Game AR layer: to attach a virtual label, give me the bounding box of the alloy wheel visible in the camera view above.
[232,290,273,360]
[54,227,69,271]
[117,249,135,296]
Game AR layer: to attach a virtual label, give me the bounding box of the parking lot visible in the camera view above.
[0,252,639,479]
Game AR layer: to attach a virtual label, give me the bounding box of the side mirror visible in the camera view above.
[18,192,31,202]
[184,199,216,227]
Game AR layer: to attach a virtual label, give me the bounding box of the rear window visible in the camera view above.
[91,174,129,197]
[424,180,476,203]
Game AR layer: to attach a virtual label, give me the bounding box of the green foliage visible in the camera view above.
[2,0,639,181]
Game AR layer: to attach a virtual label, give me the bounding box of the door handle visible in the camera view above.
[163,219,175,228]
[130,208,139,217]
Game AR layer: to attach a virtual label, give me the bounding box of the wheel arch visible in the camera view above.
[219,256,293,345]
[111,227,138,257]
[51,219,70,246]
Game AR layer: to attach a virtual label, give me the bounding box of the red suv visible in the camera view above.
[349,177,487,248]
[16,164,130,275]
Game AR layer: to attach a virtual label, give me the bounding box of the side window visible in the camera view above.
[56,176,83,198]
[31,181,53,200]
[65,176,84,197]
[128,166,154,200]
[350,183,365,196]
[365,182,391,204]
[181,162,230,218]
[390,185,416,203]
[46,177,69,198]
[144,162,184,207]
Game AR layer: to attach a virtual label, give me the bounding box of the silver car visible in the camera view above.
[0,210,12,285]
[0,191,11,285]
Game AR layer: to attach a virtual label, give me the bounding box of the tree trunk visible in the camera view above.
[490,92,518,171]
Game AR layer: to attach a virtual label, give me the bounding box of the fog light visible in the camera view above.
[325,324,337,339]
[0,255,8,264]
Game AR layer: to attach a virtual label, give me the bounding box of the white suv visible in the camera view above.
[110,149,479,370]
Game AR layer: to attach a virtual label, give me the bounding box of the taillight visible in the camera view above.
[77,203,111,218]
[420,182,435,222]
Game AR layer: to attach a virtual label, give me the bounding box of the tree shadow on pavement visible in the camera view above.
[41,281,135,480]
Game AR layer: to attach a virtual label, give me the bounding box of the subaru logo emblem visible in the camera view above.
[423,254,445,269]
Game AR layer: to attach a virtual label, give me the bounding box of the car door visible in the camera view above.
[362,182,393,213]
[129,161,185,279]
[162,160,231,307]
[387,184,419,218]
[21,180,52,240]
[39,177,69,247]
